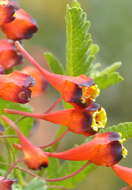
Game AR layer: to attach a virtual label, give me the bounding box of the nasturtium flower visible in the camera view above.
[0,176,15,190]
[2,116,48,170]
[1,8,38,40]
[22,66,47,97]
[0,71,34,103]
[46,132,127,166]
[0,0,15,26]
[112,164,132,186]
[5,102,107,136]
[13,42,100,109]
[0,39,23,73]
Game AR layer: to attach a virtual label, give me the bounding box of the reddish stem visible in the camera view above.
[15,167,70,190]
[46,161,90,182]
[4,159,24,178]
[15,41,50,76]
[4,109,44,119]
[39,129,69,149]
[15,162,90,183]
[4,96,62,119]
[44,96,63,114]
[0,135,17,138]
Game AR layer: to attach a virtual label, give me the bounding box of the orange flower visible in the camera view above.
[0,0,15,26]
[2,116,48,170]
[112,164,132,186]
[0,71,34,103]
[46,132,127,166]
[1,8,38,40]
[0,39,23,73]
[13,42,100,109]
[0,176,15,190]
[5,102,107,136]
[22,66,47,97]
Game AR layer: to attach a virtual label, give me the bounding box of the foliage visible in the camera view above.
[0,0,131,190]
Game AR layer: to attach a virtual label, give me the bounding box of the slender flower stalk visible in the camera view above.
[4,102,107,136]
[2,116,48,170]
[45,161,90,182]
[39,129,69,149]
[45,132,127,166]
[44,96,63,114]
[15,161,90,182]
[15,41,100,109]
[112,164,132,186]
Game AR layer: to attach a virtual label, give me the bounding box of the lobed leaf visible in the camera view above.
[93,62,123,89]
[66,0,99,76]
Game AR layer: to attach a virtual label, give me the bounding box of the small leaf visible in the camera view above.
[94,62,123,89]
[44,52,64,74]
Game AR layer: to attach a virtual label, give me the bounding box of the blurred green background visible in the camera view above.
[19,0,132,189]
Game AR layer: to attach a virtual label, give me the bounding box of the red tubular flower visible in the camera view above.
[112,164,132,186]
[1,8,38,40]
[0,176,15,190]
[2,116,48,170]
[0,39,23,73]
[15,42,100,109]
[0,71,34,103]
[5,103,107,136]
[0,0,15,26]
[22,66,47,97]
[46,132,127,166]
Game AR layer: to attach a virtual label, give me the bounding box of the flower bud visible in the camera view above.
[0,39,23,73]
[0,71,34,103]
[0,176,15,190]
[1,8,38,40]
[0,0,15,26]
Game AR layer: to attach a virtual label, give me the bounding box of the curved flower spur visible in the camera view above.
[5,102,107,136]
[2,116,48,170]
[15,41,100,109]
[46,132,127,167]
[112,164,132,187]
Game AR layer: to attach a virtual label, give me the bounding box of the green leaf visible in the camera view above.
[48,160,96,189]
[44,52,64,74]
[13,178,47,190]
[100,122,132,139]
[23,178,47,190]
[13,184,23,190]
[93,62,123,89]
[66,0,99,76]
